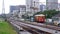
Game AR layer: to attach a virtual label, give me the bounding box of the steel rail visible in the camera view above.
[7,20,60,32]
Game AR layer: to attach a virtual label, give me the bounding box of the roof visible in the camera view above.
[10,5,26,12]
[10,5,26,9]
[35,14,45,16]
[18,5,26,8]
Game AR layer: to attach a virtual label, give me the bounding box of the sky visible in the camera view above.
[0,0,60,14]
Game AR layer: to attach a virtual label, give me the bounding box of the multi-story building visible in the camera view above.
[10,5,26,18]
[18,5,26,18]
[46,0,58,10]
[40,4,46,11]
[12,10,19,17]
[10,6,19,13]
[26,0,40,16]
[58,3,60,11]
[10,6,19,17]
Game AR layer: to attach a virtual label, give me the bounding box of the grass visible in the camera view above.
[0,21,17,34]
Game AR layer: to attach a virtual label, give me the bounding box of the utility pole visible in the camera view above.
[34,1,35,14]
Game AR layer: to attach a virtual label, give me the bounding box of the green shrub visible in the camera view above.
[34,10,60,18]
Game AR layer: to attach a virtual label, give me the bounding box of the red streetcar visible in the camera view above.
[35,14,45,23]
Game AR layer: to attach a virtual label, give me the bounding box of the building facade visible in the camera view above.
[18,5,26,18]
[26,0,40,16]
[10,6,20,13]
[40,4,46,11]
[10,5,26,18]
[10,5,20,17]
[46,0,58,10]
[58,3,60,11]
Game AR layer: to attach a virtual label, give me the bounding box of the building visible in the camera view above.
[40,4,46,11]
[10,5,26,18]
[26,0,40,16]
[10,6,20,13]
[52,12,60,23]
[46,0,58,10]
[12,10,19,17]
[10,6,19,17]
[18,5,26,18]
[58,3,60,11]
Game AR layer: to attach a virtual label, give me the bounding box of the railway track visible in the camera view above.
[10,20,48,34]
[13,19,60,31]
[19,20,60,31]
[11,19,60,30]
[7,19,60,34]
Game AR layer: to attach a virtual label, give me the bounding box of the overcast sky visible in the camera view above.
[0,0,60,14]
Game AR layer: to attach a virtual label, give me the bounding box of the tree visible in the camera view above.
[34,10,60,18]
